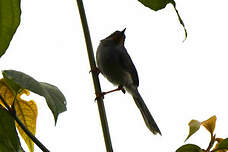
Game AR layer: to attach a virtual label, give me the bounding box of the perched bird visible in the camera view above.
[96,28,161,135]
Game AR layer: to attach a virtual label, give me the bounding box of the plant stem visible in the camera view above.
[75,0,113,151]
[206,134,216,152]
[0,94,50,152]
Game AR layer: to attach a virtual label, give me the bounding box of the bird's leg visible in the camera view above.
[95,85,126,101]
[104,85,125,95]
[89,67,100,76]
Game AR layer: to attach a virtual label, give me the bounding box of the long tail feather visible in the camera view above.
[131,89,161,135]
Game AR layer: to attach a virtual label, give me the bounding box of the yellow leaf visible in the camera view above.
[0,79,15,107]
[185,119,201,141]
[0,78,38,152]
[15,90,38,152]
[216,138,224,143]
[201,115,216,135]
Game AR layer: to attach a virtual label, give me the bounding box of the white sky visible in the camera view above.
[1,0,228,151]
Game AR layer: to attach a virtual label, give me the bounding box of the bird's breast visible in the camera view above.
[96,44,131,86]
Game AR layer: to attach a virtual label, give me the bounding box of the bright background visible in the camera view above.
[1,0,228,151]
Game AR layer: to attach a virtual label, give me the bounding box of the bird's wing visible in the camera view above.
[119,47,139,86]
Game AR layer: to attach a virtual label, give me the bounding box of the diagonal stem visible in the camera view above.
[75,0,113,151]
[205,133,216,152]
[0,94,50,152]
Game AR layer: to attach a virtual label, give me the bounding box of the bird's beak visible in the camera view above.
[121,28,126,34]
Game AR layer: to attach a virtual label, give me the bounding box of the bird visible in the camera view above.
[96,28,161,135]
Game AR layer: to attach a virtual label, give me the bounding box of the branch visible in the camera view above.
[0,94,50,152]
[75,0,113,151]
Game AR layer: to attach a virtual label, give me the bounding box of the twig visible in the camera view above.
[75,0,113,151]
[205,134,216,152]
[0,94,50,152]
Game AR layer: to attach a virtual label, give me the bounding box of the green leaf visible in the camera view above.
[176,144,202,152]
[39,82,67,124]
[138,0,187,40]
[2,70,67,124]
[214,138,228,151]
[2,72,21,94]
[0,0,21,57]
[185,120,201,142]
[138,0,170,11]
[0,107,24,152]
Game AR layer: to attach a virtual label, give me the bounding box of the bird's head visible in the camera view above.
[102,28,126,45]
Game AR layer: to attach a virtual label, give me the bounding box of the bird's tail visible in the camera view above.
[128,87,161,135]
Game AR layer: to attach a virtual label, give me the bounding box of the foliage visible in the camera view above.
[15,90,38,152]
[0,106,24,152]
[176,144,202,152]
[0,79,37,152]
[3,70,67,124]
[138,0,187,40]
[176,116,228,152]
[0,0,21,57]
[0,70,66,152]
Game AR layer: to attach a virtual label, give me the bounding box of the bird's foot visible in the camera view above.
[89,67,100,76]
[95,92,105,101]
